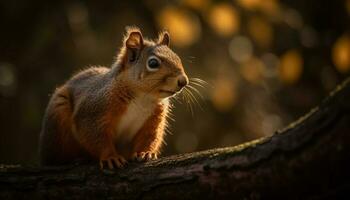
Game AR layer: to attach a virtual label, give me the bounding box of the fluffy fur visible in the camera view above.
[39,27,188,169]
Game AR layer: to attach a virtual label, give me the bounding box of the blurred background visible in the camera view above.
[0,0,349,165]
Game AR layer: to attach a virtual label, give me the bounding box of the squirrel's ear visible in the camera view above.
[158,31,170,47]
[124,27,144,62]
[125,28,143,49]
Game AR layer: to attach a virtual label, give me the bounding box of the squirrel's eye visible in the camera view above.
[147,56,161,72]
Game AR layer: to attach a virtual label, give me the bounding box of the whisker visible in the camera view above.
[182,89,194,117]
[190,77,207,82]
[184,88,195,116]
[190,78,211,87]
[184,88,194,105]
[187,84,204,100]
[172,95,183,105]
[182,90,190,106]
[185,87,198,104]
[190,81,206,89]
[185,87,203,111]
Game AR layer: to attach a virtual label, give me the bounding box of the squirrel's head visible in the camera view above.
[115,26,188,100]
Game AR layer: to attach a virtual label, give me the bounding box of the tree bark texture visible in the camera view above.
[1,79,350,200]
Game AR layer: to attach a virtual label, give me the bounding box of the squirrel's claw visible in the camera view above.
[100,155,127,170]
[133,152,158,162]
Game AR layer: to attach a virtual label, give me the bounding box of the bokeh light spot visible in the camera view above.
[247,16,273,48]
[258,0,282,19]
[236,0,261,10]
[240,57,265,84]
[229,35,253,63]
[0,62,17,96]
[208,3,240,37]
[0,63,15,87]
[237,0,281,19]
[283,9,303,29]
[261,53,279,78]
[182,0,210,12]
[211,77,237,112]
[278,50,303,84]
[332,34,350,73]
[158,6,201,47]
[67,2,89,33]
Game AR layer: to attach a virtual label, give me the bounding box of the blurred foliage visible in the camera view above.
[0,0,349,164]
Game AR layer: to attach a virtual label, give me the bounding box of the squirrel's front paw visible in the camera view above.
[132,152,158,162]
[99,155,127,170]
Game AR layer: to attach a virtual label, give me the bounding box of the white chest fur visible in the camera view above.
[115,96,156,143]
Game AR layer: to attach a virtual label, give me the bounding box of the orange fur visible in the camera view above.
[131,103,167,156]
[39,27,188,168]
[39,86,88,164]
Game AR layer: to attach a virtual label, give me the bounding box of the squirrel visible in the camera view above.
[39,26,189,169]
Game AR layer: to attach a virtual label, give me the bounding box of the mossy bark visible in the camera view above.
[1,79,350,200]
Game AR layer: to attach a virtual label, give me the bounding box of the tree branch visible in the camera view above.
[1,79,350,199]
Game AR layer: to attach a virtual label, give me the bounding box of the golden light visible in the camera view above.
[240,57,265,84]
[332,34,350,73]
[158,6,201,48]
[346,0,350,15]
[258,0,281,19]
[278,50,303,84]
[211,77,237,112]
[236,0,281,18]
[236,0,261,10]
[208,3,240,37]
[247,16,273,48]
[182,0,210,12]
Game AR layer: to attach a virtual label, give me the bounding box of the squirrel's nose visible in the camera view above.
[177,75,189,89]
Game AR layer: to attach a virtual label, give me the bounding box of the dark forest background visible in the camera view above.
[0,0,349,165]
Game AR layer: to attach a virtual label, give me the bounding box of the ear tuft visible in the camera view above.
[158,31,170,47]
[124,26,144,49]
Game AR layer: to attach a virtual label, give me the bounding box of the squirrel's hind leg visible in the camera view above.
[39,86,84,165]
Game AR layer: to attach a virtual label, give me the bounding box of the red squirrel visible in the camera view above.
[39,27,189,169]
